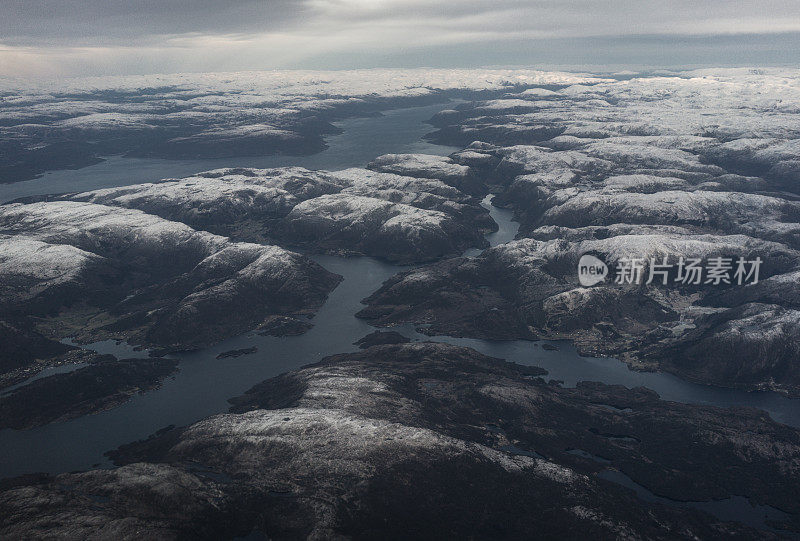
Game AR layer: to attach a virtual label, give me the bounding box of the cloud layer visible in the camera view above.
[1,0,799,76]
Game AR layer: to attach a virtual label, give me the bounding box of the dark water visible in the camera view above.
[0,101,459,203]
[0,254,402,477]
[417,335,800,427]
[598,469,789,532]
[0,102,455,477]
[0,362,91,396]
[1,101,799,531]
[464,194,518,257]
[2,192,799,477]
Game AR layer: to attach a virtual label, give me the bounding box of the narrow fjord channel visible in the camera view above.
[1,101,799,486]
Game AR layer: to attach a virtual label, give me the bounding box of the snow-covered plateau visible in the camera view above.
[3,67,800,537]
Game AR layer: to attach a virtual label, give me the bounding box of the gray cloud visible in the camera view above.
[1,0,307,45]
[1,0,799,76]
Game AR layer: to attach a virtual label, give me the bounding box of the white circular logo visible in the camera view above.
[577,254,608,286]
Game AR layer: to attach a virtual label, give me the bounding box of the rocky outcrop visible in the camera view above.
[368,153,484,194]
[215,347,258,360]
[63,166,493,263]
[3,68,800,537]
[256,315,313,336]
[0,318,78,382]
[0,68,602,184]
[0,201,341,371]
[283,193,485,263]
[0,358,179,429]
[358,234,800,392]
[353,70,800,394]
[354,330,411,348]
[540,191,800,248]
[661,303,800,391]
[3,343,796,538]
[63,167,345,238]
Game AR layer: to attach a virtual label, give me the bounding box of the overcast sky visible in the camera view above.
[1,0,799,77]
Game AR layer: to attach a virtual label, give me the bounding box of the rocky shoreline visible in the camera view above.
[0,69,602,184]
[0,358,179,430]
[2,68,800,537]
[2,343,797,538]
[353,70,800,395]
[0,200,342,384]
